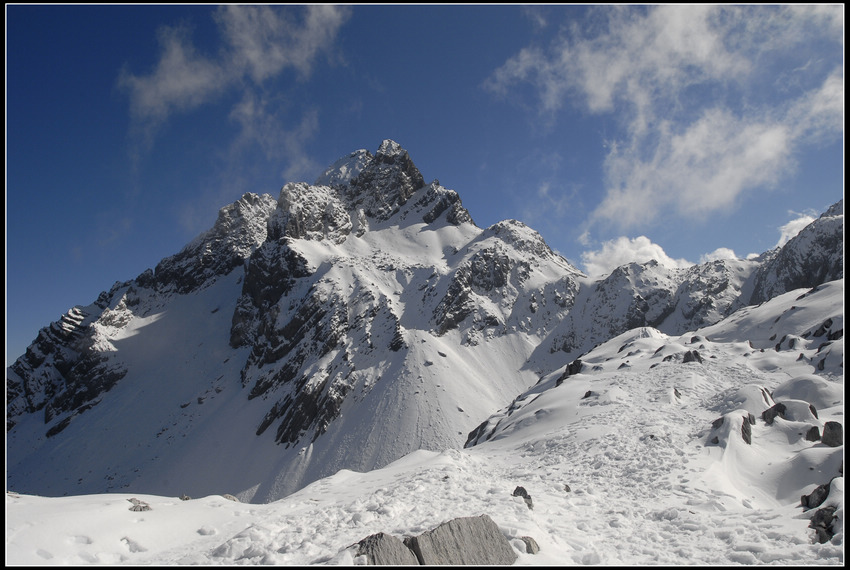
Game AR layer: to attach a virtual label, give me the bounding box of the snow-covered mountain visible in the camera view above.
[6,278,844,564]
[6,140,844,509]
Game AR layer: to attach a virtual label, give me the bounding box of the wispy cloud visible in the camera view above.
[118,24,227,147]
[486,5,844,233]
[119,5,350,159]
[581,235,692,278]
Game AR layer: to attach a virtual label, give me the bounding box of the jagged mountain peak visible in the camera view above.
[314,148,372,188]
[376,138,405,158]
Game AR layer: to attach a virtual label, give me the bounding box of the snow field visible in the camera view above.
[7,317,843,564]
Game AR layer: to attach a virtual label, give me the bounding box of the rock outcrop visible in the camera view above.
[403,515,518,565]
[353,515,519,565]
[355,532,420,565]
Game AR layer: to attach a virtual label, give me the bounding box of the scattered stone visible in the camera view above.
[682,350,703,364]
[805,426,821,442]
[762,403,787,425]
[673,387,681,399]
[512,486,533,510]
[556,359,583,386]
[179,494,191,501]
[520,536,540,554]
[356,532,420,565]
[711,417,724,430]
[741,416,752,445]
[822,422,843,447]
[221,494,240,502]
[403,514,517,565]
[127,498,151,512]
[813,318,833,337]
[809,506,837,544]
[582,391,595,399]
[801,483,830,510]
[564,484,571,493]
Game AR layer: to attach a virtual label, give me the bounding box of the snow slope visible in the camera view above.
[6,280,843,565]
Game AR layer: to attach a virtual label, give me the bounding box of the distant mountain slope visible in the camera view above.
[6,140,844,503]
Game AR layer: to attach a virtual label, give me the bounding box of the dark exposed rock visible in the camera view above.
[809,505,837,544]
[762,403,787,425]
[805,426,821,442]
[512,486,533,510]
[821,422,843,447]
[741,417,752,445]
[556,359,583,386]
[801,483,830,510]
[464,419,493,448]
[402,514,517,565]
[582,390,595,399]
[682,350,703,364]
[356,532,420,565]
[813,318,834,338]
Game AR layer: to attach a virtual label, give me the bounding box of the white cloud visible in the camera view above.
[487,5,844,233]
[595,110,793,228]
[119,6,349,146]
[215,5,349,83]
[699,247,739,263]
[775,210,817,248]
[581,235,692,278]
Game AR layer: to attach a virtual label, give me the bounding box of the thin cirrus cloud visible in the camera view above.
[118,5,350,152]
[486,5,844,233]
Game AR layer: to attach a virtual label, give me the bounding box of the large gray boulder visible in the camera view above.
[822,422,843,447]
[403,514,517,565]
[356,532,420,565]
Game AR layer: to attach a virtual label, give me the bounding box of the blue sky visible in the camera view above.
[5,5,844,366]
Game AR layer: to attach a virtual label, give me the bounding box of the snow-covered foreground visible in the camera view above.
[6,282,844,565]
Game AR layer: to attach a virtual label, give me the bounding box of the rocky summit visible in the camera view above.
[6,140,844,504]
